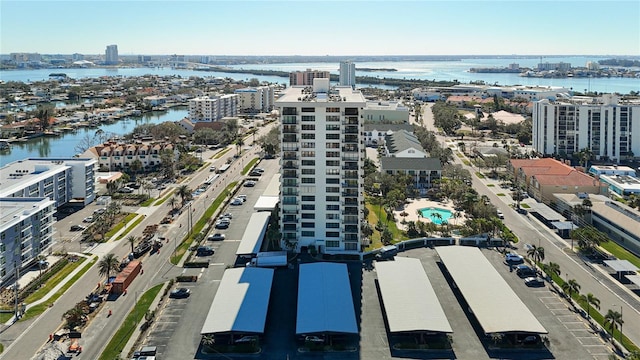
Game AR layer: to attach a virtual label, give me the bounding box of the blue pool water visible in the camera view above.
[419,207,453,225]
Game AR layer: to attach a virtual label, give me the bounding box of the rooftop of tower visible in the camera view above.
[277,83,365,104]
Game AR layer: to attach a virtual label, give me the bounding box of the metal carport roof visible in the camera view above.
[376,257,452,333]
[296,262,358,335]
[437,246,547,334]
[200,267,274,335]
[235,212,270,256]
[625,274,640,287]
[604,260,639,272]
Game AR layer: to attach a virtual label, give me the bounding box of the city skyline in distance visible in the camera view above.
[2,0,639,56]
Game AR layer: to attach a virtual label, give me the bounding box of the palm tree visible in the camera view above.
[527,245,545,268]
[98,253,120,283]
[176,185,191,207]
[579,293,600,319]
[546,262,561,278]
[127,235,137,254]
[562,279,581,300]
[604,309,623,341]
[129,159,142,180]
[168,196,178,210]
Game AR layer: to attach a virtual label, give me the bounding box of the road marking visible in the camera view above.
[209,263,227,266]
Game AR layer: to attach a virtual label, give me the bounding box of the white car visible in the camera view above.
[230,198,243,206]
[505,253,524,264]
[496,210,504,219]
[83,216,94,223]
[236,195,247,202]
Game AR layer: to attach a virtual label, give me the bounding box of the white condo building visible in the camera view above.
[188,95,238,122]
[339,61,356,88]
[0,158,97,208]
[105,44,118,65]
[234,85,276,112]
[0,197,55,284]
[533,95,640,163]
[277,79,366,254]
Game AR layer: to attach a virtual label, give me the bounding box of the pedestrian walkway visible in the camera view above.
[3,252,94,326]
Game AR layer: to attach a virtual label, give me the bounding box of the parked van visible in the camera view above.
[376,245,398,260]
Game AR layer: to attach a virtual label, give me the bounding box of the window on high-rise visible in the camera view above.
[326,107,340,113]
[326,134,339,140]
[301,107,315,112]
[326,232,340,238]
[301,196,315,202]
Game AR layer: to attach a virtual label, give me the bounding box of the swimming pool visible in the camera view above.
[419,207,453,225]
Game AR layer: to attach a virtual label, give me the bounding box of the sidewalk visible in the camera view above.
[3,252,94,326]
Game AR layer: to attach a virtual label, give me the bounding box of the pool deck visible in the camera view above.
[393,198,465,230]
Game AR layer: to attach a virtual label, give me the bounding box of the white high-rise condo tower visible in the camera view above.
[105,44,118,65]
[339,61,356,88]
[277,78,366,254]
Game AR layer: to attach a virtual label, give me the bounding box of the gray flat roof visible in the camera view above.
[262,173,280,197]
[254,196,279,212]
[437,246,548,334]
[591,201,640,240]
[604,260,639,272]
[625,274,640,287]
[200,267,274,335]
[376,257,452,334]
[296,262,358,335]
[235,212,270,256]
[525,201,564,221]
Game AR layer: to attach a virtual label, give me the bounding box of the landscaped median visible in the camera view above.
[153,189,175,206]
[98,283,164,360]
[21,255,98,321]
[104,213,140,241]
[114,215,145,241]
[170,182,238,265]
[241,157,260,175]
[212,147,231,159]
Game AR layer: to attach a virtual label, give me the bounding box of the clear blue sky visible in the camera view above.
[2,0,639,56]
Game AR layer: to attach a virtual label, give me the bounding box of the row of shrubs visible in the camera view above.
[18,257,70,302]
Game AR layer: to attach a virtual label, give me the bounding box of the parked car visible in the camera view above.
[94,208,106,215]
[516,265,536,278]
[304,335,325,344]
[221,212,233,219]
[83,216,94,223]
[169,288,191,298]
[196,246,215,256]
[234,336,258,344]
[118,187,134,193]
[243,180,256,187]
[236,195,247,202]
[215,220,230,229]
[505,253,524,265]
[249,171,262,176]
[70,225,86,231]
[524,277,545,287]
[230,198,243,206]
[208,233,226,241]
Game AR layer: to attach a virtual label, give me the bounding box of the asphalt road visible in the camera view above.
[0,122,275,360]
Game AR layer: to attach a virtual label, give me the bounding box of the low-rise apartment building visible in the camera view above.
[0,158,97,207]
[87,142,178,172]
[363,124,414,147]
[509,158,606,204]
[235,85,275,113]
[0,197,56,284]
[362,101,409,123]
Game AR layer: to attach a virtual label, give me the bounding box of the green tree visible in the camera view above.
[98,253,119,283]
[527,245,545,267]
[127,235,137,254]
[129,159,143,180]
[604,309,623,341]
[562,278,581,299]
[35,106,53,131]
[381,227,393,245]
[579,293,600,320]
[168,196,178,210]
[176,185,192,207]
[546,262,561,278]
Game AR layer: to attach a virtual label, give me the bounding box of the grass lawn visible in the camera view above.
[139,197,155,207]
[462,160,471,166]
[600,241,640,269]
[242,157,260,175]
[115,215,145,240]
[212,147,231,159]
[105,213,139,240]
[487,184,495,187]
[98,283,163,360]
[0,312,13,323]
[154,190,175,206]
[496,193,506,196]
[520,203,531,208]
[170,182,237,265]
[21,256,97,321]
[475,172,485,179]
[365,200,407,251]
